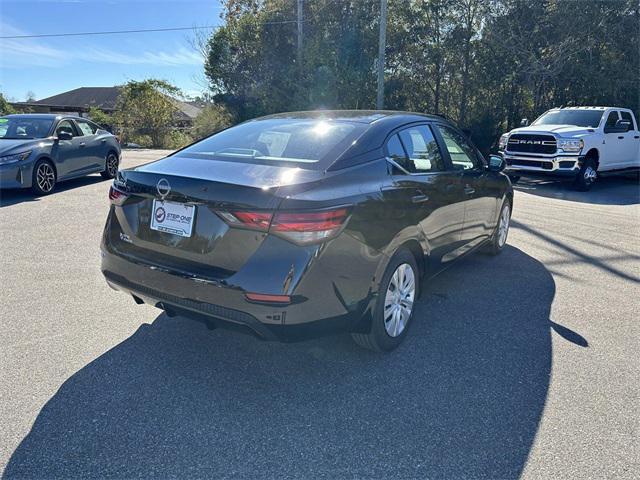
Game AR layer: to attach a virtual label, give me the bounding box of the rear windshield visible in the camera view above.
[175,119,366,170]
[0,116,54,139]
[532,110,603,128]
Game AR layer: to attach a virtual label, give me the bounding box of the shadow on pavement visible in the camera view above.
[513,174,639,206]
[4,247,575,478]
[0,175,109,208]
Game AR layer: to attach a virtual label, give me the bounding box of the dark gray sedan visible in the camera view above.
[0,114,121,194]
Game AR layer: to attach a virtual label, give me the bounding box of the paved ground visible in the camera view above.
[1,150,638,479]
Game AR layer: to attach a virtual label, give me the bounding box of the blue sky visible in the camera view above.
[0,0,225,101]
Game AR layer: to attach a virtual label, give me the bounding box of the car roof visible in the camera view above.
[2,113,87,121]
[257,110,445,125]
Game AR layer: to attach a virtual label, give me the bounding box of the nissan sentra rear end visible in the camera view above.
[100,115,383,341]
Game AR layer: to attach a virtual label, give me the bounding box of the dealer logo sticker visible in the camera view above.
[155,206,166,223]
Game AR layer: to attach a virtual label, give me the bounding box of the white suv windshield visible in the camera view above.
[532,110,603,128]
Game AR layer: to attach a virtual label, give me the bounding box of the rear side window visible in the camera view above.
[620,111,636,130]
[387,125,444,173]
[175,119,366,170]
[76,119,97,136]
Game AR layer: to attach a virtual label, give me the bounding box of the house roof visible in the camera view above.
[35,87,122,111]
[33,86,202,119]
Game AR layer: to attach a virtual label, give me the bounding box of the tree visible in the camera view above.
[192,104,234,140]
[87,107,114,131]
[202,0,640,154]
[113,79,181,148]
[25,91,36,102]
[0,93,16,115]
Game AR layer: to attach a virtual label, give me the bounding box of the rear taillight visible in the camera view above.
[271,208,350,245]
[218,207,350,245]
[108,185,128,206]
[217,211,273,231]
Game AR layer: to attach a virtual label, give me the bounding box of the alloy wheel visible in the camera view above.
[584,166,597,184]
[36,163,55,192]
[107,154,119,177]
[497,205,510,247]
[383,263,415,337]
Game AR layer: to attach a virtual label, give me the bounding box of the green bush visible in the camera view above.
[163,130,193,150]
[125,134,153,148]
[192,105,234,140]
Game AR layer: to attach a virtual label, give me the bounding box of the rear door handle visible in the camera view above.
[79,142,86,147]
[618,136,624,139]
[101,139,107,143]
[464,185,475,195]
[634,136,639,139]
[412,193,429,203]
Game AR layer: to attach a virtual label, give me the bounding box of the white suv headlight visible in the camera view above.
[557,139,583,152]
[0,150,32,165]
[498,133,509,150]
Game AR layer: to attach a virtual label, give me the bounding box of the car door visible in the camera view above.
[73,119,105,171]
[51,119,86,179]
[381,123,466,272]
[602,110,628,170]
[619,111,640,167]
[434,124,499,250]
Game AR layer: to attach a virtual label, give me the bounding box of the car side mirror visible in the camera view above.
[520,118,529,127]
[617,119,631,132]
[57,131,73,141]
[604,119,631,134]
[487,154,505,172]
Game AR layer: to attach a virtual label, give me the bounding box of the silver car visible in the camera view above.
[0,114,121,194]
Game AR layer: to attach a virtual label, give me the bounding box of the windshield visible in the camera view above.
[532,110,603,128]
[175,118,365,170]
[0,117,54,139]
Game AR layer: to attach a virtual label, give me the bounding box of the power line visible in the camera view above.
[0,19,302,40]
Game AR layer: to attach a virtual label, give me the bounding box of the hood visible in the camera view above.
[510,124,594,138]
[0,138,49,156]
[134,153,325,190]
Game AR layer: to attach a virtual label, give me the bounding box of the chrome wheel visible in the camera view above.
[107,154,118,177]
[584,166,597,184]
[36,163,55,192]
[497,204,510,247]
[383,263,415,337]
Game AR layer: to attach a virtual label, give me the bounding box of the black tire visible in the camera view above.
[352,248,419,352]
[101,151,119,179]
[573,157,597,191]
[483,198,511,255]
[508,175,521,184]
[31,159,57,195]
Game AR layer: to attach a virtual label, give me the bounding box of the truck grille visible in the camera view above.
[507,134,556,154]
[505,159,553,170]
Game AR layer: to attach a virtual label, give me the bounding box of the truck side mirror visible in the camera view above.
[605,119,632,134]
[520,118,529,127]
[616,119,631,132]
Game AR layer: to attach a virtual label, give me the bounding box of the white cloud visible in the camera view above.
[0,21,203,68]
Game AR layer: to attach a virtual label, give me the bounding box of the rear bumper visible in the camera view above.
[100,219,383,342]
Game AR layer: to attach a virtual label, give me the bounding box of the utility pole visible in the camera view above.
[376,0,388,109]
[297,0,303,66]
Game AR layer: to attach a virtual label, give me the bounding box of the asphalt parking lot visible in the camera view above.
[1,150,638,479]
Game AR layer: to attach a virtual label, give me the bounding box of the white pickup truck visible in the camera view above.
[498,106,640,190]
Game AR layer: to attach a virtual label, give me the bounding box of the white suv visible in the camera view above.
[498,107,640,190]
